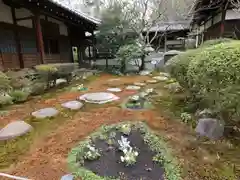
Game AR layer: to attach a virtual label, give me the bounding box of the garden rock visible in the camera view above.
[125,85,141,90]
[153,76,168,81]
[0,121,32,140]
[107,88,122,92]
[134,82,146,86]
[196,109,215,118]
[164,82,183,93]
[61,174,74,180]
[159,72,170,77]
[56,78,67,85]
[61,101,83,110]
[139,70,151,75]
[79,92,119,104]
[146,80,158,84]
[32,108,59,119]
[195,118,225,140]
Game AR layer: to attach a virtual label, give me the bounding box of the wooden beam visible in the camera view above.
[16,16,33,22]
[34,12,45,64]
[11,6,24,68]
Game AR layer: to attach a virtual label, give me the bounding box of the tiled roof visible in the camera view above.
[147,21,190,32]
[49,0,101,25]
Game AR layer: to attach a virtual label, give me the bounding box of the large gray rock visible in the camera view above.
[61,101,83,110]
[195,118,225,140]
[0,121,32,140]
[32,108,59,119]
[79,92,119,104]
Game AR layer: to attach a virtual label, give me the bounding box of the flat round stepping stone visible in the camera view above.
[146,80,158,84]
[139,70,151,75]
[32,108,59,119]
[61,174,74,180]
[153,76,168,81]
[134,82,146,86]
[0,121,32,141]
[79,92,119,104]
[126,85,141,90]
[61,101,83,110]
[108,78,120,82]
[107,88,122,92]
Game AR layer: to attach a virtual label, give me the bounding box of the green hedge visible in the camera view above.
[167,40,240,123]
[187,41,240,122]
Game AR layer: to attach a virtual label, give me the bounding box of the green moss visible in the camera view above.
[0,110,75,169]
[68,121,182,180]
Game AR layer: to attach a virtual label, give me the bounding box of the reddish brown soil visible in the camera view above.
[1,74,237,180]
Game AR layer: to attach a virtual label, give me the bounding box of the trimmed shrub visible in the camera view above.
[165,48,203,88]
[9,90,30,103]
[0,71,11,92]
[35,63,77,88]
[0,94,13,106]
[187,41,240,122]
[30,82,47,96]
[200,38,232,48]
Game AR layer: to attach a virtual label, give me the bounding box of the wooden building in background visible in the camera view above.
[190,0,240,45]
[0,0,100,70]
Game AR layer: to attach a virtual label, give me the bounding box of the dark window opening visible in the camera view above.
[44,39,59,54]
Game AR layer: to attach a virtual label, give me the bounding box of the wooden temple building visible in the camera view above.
[0,0,100,70]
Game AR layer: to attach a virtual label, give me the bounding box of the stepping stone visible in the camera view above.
[107,88,122,92]
[61,174,74,180]
[159,72,170,77]
[146,80,158,84]
[0,121,32,141]
[32,108,59,119]
[153,76,168,81]
[134,82,146,86]
[126,85,141,90]
[79,92,119,104]
[108,78,120,82]
[56,79,67,85]
[61,101,83,110]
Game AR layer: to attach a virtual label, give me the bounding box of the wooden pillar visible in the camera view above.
[34,13,44,64]
[220,1,229,37]
[91,31,97,62]
[164,33,167,52]
[11,7,24,68]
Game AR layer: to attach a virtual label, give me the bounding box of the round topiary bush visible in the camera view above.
[165,48,203,88]
[187,41,240,122]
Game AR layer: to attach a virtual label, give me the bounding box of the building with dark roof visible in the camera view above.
[0,0,100,70]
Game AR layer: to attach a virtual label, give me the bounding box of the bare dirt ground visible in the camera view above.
[1,74,239,180]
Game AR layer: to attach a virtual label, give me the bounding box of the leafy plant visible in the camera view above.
[120,147,139,166]
[119,124,132,135]
[0,93,13,106]
[9,89,30,103]
[118,136,131,151]
[180,112,192,124]
[30,82,47,95]
[84,144,101,161]
[0,71,11,93]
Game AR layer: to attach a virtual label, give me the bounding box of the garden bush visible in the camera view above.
[9,89,30,103]
[0,71,11,93]
[29,82,47,95]
[0,94,13,107]
[165,48,203,88]
[187,41,240,123]
[35,63,77,88]
[200,38,232,48]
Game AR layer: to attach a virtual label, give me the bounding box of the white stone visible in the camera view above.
[134,82,146,86]
[0,121,32,140]
[153,76,168,81]
[159,72,170,77]
[146,80,158,84]
[125,85,141,90]
[107,88,122,92]
[61,101,83,110]
[56,78,67,85]
[32,108,59,119]
[195,118,225,140]
[61,174,74,180]
[79,92,119,104]
[139,70,151,76]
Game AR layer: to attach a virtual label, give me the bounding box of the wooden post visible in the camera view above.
[11,7,24,68]
[164,33,167,52]
[220,1,229,37]
[91,31,97,62]
[34,12,45,64]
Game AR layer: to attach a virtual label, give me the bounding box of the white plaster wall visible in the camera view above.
[226,10,240,20]
[205,18,212,29]
[15,8,33,28]
[48,17,68,36]
[0,0,13,24]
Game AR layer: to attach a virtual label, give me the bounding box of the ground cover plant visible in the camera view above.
[68,121,181,180]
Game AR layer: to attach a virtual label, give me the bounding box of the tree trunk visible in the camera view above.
[140,54,145,71]
[120,60,126,74]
